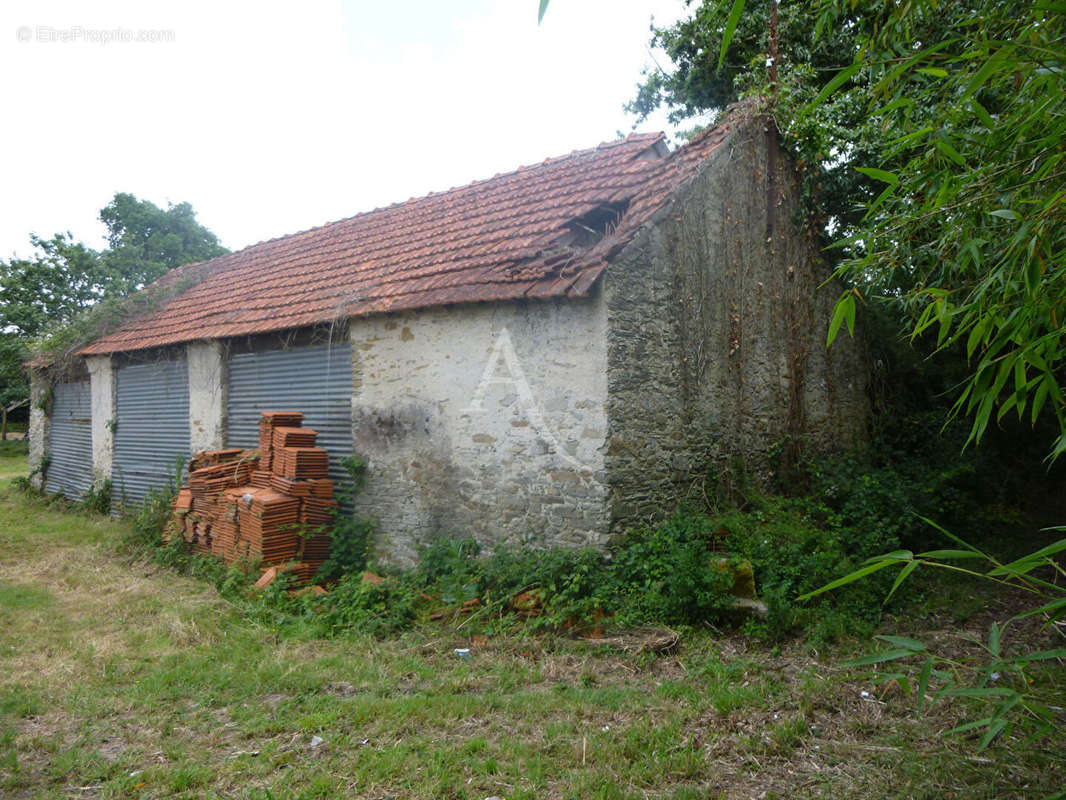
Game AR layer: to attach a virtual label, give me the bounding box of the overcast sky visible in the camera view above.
[0,0,700,260]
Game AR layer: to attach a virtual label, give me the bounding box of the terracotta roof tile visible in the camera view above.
[80,123,732,355]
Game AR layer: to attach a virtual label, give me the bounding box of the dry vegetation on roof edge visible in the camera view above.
[32,259,220,380]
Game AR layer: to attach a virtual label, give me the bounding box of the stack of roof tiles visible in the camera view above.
[170,410,337,585]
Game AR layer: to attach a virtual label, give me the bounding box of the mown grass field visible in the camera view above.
[0,449,1063,799]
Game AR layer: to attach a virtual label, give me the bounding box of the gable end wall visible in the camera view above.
[604,118,868,529]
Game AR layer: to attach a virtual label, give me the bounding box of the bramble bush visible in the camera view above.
[315,515,739,637]
[720,494,899,642]
[108,449,1018,643]
[605,513,734,627]
[102,373,1062,645]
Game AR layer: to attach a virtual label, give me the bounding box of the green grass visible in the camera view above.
[0,475,1063,798]
[0,581,54,611]
[0,441,28,482]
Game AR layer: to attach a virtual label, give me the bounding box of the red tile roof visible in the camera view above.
[80,122,732,355]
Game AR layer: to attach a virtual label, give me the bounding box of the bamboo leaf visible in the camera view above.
[718,0,746,71]
[989,209,1019,220]
[862,550,914,565]
[997,392,1018,422]
[935,139,966,166]
[946,716,994,735]
[885,560,919,601]
[940,687,1015,698]
[797,556,907,600]
[854,166,899,185]
[961,55,1003,100]
[842,648,919,667]
[890,125,935,146]
[810,63,861,111]
[918,518,989,557]
[989,539,1066,575]
[915,549,984,559]
[870,97,913,117]
[865,184,898,219]
[827,293,856,346]
[875,634,926,652]
[966,320,987,358]
[970,99,996,128]
[1025,257,1042,295]
[979,717,1008,749]
[917,657,933,714]
[1010,597,1061,622]
[1018,648,1066,661]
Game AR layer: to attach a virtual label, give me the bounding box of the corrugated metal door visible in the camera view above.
[46,380,93,500]
[112,358,190,508]
[227,342,352,489]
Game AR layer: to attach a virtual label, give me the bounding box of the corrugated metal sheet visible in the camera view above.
[227,342,353,493]
[46,380,93,500]
[112,358,190,509]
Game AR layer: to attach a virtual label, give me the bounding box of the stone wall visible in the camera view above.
[187,341,226,452]
[86,355,115,489]
[27,370,49,490]
[603,117,868,530]
[350,297,609,565]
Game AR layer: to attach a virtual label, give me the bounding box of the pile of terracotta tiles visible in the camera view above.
[170,411,337,585]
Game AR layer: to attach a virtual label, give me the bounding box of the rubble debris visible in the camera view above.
[254,566,280,589]
[169,411,336,588]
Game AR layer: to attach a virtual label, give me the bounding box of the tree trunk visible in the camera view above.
[1,406,7,441]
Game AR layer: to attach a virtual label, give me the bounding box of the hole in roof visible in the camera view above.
[560,201,630,249]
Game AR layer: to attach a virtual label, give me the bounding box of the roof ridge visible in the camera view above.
[205,132,667,267]
[76,123,749,356]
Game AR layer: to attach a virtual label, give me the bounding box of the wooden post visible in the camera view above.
[2,399,28,442]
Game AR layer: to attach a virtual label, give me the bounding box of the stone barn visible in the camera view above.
[30,112,866,563]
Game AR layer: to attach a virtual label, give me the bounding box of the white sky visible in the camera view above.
[0,0,699,260]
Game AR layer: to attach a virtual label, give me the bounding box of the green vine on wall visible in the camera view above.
[33,264,216,382]
[316,455,375,582]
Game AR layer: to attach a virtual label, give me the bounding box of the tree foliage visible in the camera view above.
[0,333,29,409]
[815,0,1066,460]
[632,0,1066,458]
[1,194,226,340]
[0,193,226,404]
[99,192,227,294]
[0,234,105,339]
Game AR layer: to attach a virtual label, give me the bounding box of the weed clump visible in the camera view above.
[315,456,373,582]
[247,513,750,638]
[103,395,1063,645]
